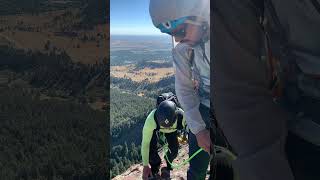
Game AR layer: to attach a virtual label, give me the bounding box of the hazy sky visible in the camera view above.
[110,0,164,35]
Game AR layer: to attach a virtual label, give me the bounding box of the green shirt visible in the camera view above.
[141,108,186,166]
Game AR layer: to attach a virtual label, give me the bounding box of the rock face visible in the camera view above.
[113,144,210,180]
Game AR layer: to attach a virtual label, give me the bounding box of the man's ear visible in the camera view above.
[202,22,209,32]
[201,22,210,42]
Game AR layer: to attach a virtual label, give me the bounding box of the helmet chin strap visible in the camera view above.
[171,35,175,49]
[200,39,210,65]
[199,22,209,43]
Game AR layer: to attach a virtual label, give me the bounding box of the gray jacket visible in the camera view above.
[172,41,210,135]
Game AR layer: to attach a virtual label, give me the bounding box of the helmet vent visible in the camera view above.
[163,21,171,29]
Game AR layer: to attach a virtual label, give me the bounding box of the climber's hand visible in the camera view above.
[195,129,211,153]
[142,165,152,180]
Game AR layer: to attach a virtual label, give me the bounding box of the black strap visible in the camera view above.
[155,110,160,131]
[251,0,264,22]
[176,109,184,130]
[200,41,210,65]
[262,0,286,40]
[254,0,286,43]
[311,0,320,15]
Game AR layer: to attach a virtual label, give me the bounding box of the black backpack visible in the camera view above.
[156,92,181,108]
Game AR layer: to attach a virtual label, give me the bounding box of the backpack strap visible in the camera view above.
[176,109,184,130]
[258,0,288,99]
[154,110,160,131]
[199,40,210,65]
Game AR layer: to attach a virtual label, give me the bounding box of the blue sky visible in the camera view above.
[110,0,164,35]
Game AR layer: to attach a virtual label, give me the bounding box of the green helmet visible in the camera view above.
[155,100,177,128]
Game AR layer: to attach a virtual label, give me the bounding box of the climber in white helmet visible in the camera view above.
[149,0,212,179]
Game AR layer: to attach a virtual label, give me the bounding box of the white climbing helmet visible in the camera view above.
[149,0,210,34]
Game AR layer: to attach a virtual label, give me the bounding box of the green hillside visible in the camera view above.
[0,86,107,179]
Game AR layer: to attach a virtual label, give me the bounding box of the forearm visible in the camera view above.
[141,143,150,166]
[175,82,205,134]
[141,131,153,166]
[141,119,154,166]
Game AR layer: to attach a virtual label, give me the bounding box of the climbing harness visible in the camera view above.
[177,130,188,145]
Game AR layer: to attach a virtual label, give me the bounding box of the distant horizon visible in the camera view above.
[110,0,163,36]
[110,28,166,36]
[110,33,168,37]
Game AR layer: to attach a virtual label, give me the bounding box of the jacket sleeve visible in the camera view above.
[172,43,206,135]
[141,111,156,166]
